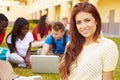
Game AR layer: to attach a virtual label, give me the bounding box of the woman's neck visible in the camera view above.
[84,37,94,45]
[19,34,25,40]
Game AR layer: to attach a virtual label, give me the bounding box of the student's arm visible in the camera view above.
[7,43,14,53]
[41,43,50,55]
[26,42,31,58]
[6,34,15,53]
[24,42,31,67]
[102,71,113,80]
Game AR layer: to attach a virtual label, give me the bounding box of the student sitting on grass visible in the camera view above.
[37,22,70,57]
[0,13,8,45]
[32,15,49,48]
[6,17,34,68]
[0,13,9,61]
[0,15,42,80]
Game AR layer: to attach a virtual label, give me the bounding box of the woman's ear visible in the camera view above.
[96,21,98,25]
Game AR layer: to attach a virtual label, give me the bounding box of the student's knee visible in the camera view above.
[9,53,24,64]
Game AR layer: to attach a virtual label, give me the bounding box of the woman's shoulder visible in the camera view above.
[27,32,32,34]
[7,33,12,38]
[6,33,12,43]
[98,37,117,47]
[26,32,33,36]
[25,32,34,41]
[100,37,115,43]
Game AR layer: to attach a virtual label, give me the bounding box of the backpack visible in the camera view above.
[52,31,67,53]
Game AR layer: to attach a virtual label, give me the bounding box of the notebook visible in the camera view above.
[0,47,10,61]
[31,55,59,73]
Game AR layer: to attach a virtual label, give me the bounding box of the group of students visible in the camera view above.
[0,13,69,80]
[0,14,70,66]
[0,8,70,80]
[0,2,119,80]
[0,13,42,80]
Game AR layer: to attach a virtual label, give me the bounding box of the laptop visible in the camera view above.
[31,55,59,73]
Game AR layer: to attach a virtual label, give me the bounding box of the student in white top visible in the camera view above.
[59,2,118,80]
[6,17,34,68]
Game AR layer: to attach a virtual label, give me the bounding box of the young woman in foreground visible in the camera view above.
[59,2,118,80]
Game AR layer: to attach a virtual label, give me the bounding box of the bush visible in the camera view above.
[28,19,38,31]
[28,19,39,24]
[29,23,37,31]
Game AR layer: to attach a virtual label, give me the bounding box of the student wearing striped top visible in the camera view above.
[59,2,118,80]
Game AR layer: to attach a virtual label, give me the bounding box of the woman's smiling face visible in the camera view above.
[75,11,97,39]
[20,24,29,36]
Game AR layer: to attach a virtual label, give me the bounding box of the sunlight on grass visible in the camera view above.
[14,67,60,80]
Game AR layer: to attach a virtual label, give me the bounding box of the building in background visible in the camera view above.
[0,0,120,37]
[0,0,29,24]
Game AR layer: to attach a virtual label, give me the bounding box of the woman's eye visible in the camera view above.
[76,21,81,24]
[85,19,91,22]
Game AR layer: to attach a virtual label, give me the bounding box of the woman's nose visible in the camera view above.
[80,22,86,28]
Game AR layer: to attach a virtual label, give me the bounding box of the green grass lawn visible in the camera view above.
[108,37,120,80]
[13,67,60,80]
[1,26,120,80]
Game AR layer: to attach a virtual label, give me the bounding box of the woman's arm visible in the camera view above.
[102,71,113,80]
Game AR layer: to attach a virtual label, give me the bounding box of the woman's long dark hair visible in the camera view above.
[6,17,29,52]
[38,15,47,38]
[59,2,101,79]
